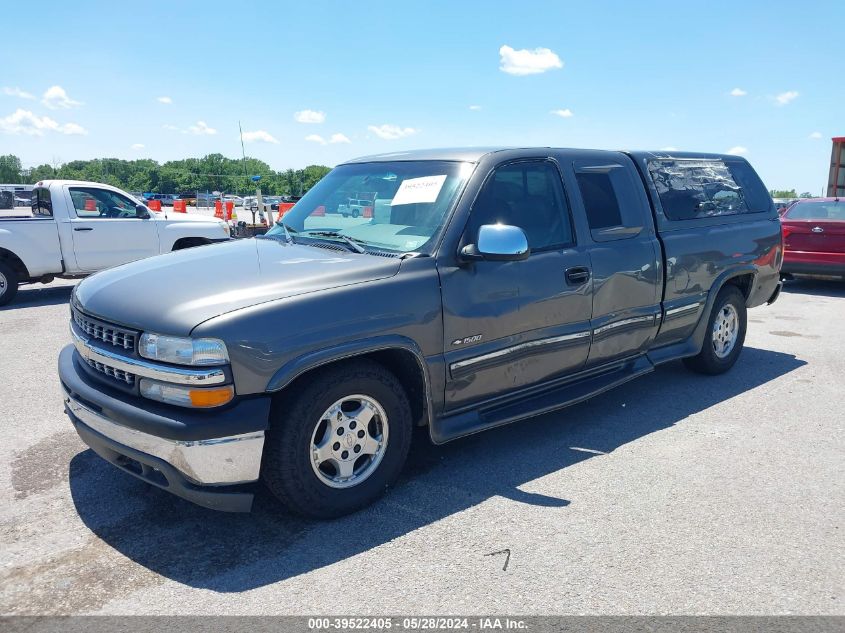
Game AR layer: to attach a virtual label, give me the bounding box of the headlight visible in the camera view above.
[138,333,229,366]
[140,378,234,408]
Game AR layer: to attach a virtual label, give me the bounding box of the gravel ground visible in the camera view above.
[0,277,842,615]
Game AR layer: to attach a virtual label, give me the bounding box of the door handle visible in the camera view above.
[74,227,94,231]
[565,266,590,285]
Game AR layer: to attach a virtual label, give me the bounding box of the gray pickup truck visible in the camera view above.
[59,147,783,518]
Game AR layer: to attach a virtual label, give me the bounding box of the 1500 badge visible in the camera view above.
[452,334,483,346]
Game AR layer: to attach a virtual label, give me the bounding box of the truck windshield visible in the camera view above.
[266,160,473,253]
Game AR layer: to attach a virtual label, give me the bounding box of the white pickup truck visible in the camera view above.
[0,180,231,306]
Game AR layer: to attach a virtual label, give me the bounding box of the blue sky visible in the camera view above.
[2,0,841,193]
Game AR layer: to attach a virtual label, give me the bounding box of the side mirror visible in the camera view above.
[135,204,151,219]
[461,224,530,262]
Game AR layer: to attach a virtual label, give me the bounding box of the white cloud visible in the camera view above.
[367,124,418,140]
[499,45,563,76]
[3,86,35,100]
[730,88,747,97]
[41,85,82,109]
[305,134,327,145]
[187,120,216,135]
[726,146,748,155]
[294,109,326,124]
[469,105,482,111]
[242,129,279,144]
[0,108,87,136]
[550,108,574,118]
[131,143,145,150]
[809,131,822,139]
[329,133,351,144]
[659,146,678,152]
[157,96,173,104]
[61,122,87,135]
[775,90,799,106]
[162,124,179,131]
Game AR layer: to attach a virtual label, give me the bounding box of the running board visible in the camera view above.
[430,355,655,444]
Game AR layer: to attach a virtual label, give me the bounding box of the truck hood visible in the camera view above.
[74,238,402,336]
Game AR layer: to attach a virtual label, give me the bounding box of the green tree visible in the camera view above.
[799,192,814,198]
[0,154,22,182]
[27,164,57,182]
[769,189,797,198]
[0,153,331,196]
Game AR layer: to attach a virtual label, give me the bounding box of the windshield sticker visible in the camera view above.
[391,175,447,206]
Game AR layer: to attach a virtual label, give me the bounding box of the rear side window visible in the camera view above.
[574,162,645,240]
[575,172,622,229]
[31,187,53,217]
[648,159,748,220]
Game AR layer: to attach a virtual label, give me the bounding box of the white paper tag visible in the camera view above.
[391,175,447,206]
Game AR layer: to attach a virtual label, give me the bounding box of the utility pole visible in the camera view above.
[239,121,248,195]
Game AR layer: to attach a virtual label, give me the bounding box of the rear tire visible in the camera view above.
[683,285,747,375]
[262,359,413,518]
[0,260,19,307]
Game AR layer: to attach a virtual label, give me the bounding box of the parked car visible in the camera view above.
[144,193,179,206]
[772,197,797,214]
[780,197,845,279]
[0,180,232,306]
[59,148,782,517]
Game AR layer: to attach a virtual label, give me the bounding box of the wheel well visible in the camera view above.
[273,349,429,427]
[0,248,29,280]
[724,273,754,301]
[172,237,210,250]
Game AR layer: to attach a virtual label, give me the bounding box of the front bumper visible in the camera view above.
[59,345,271,512]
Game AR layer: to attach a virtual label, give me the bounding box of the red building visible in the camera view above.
[828,136,845,197]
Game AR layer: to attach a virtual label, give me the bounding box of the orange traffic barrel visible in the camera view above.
[278,202,295,216]
[148,199,162,212]
[84,198,96,211]
[313,205,326,217]
[173,200,186,213]
[214,200,224,218]
[362,206,373,218]
[225,200,234,220]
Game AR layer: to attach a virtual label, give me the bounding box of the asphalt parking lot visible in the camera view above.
[0,278,842,615]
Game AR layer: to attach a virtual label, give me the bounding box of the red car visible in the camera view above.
[780,198,845,279]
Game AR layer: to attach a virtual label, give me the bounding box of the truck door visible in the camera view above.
[64,185,160,272]
[440,159,593,411]
[568,158,662,367]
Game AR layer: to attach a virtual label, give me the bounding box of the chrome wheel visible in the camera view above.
[712,303,739,359]
[310,394,389,489]
[0,271,6,297]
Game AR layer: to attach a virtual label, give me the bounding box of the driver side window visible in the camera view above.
[69,187,139,219]
[467,161,574,252]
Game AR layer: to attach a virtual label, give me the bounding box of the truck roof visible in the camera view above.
[342,147,749,164]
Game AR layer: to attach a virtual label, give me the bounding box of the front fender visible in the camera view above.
[266,334,434,426]
[156,219,229,251]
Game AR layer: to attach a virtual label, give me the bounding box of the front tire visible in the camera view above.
[262,359,413,518]
[683,285,747,375]
[0,260,19,307]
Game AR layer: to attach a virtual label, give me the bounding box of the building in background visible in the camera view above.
[828,136,845,197]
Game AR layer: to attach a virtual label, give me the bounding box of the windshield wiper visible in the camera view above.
[300,230,367,254]
[279,222,296,244]
[257,222,298,244]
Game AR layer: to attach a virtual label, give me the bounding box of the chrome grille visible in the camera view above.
[72,310,136,350]
[85,358,136,385]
